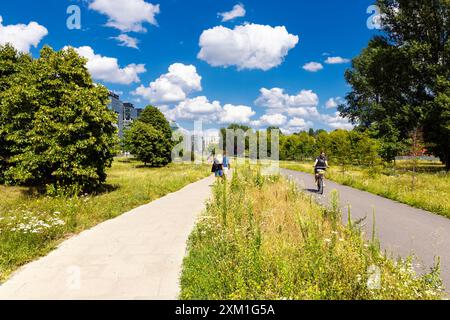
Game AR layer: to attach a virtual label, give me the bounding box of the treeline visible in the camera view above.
[280,130,379,169]
[218,124,380,169]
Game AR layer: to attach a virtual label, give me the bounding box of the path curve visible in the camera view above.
[0,175,214,300]
[282,169,450,293]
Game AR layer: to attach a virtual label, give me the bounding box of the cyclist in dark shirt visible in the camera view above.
[313,151,329,183]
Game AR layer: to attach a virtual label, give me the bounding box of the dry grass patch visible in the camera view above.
[180,166,444,300]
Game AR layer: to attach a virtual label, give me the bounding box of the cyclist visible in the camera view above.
[314,151,329,184]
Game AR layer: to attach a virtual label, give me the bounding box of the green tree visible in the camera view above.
[297,132,316,160]
[266,126,280,158]
[282,132,316,161]
[329,130,352,173]
[423,77,450,169]
[315,131,330,156]
[0,45,118,192]
[407,129,426,190]
[280,135,300,160]
[138,106,173,140]
[220,124,252,156]
[349,131,380,166]
[0,44,33,182]
[124,121,172,167]
[340,0,449,169]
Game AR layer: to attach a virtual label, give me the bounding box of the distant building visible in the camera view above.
[204,134,220,146]
[136,108,144,119]
[107,92,142,138]
[169,120,181,132]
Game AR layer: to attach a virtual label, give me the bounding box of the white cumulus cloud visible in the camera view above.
[325,56,350,64]
[67,46,146,84]
[112,34,139,49]
[165,97,255,125]
[255,86,354,130]
[253,113,287,127]
[167,96,222,121]
[322,112,354,130]
[281,117,314,134]
[219,3,246,22]
[255,88,320,119]
[302,61,323,72]
[198,23,299,71]
[133,63,202,104]
[287,117,313,128]
[325,97,343,109]
[0,16,48,53]
[220,104,255,124]
[89,0,160,32]
[286,106,320,118]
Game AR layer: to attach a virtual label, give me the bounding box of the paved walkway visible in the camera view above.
[0,176,215,300]
[282,169,450,293]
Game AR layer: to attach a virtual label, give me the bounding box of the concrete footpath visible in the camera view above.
[0,176,215,300]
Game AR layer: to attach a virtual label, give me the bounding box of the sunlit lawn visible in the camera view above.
[0,158,210,282]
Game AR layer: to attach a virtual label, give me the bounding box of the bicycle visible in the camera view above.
[315,167,327,195]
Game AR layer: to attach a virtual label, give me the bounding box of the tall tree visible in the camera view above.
[0,45,32,182]
[0,45,118,192]
[423,77,450,169]
[339,0,450,169]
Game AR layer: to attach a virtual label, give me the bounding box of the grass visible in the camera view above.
[281,160,450,218]
[180,165,445,300]
[0,158,210,282]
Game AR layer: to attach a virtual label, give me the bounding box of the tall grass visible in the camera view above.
[180,166,444,300]
[281,161,450,218]
[0,158,210,282]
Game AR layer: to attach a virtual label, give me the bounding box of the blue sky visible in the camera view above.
[0,0,381,133]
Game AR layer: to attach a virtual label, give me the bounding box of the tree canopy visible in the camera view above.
[124,105,174,167]
[0,44,118,192]
[339,0,449,168]
[138,106,173,140]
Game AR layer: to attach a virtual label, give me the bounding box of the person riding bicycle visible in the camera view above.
[314,151,329,184]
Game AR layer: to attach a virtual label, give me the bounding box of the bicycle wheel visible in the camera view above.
[318,176,324,194]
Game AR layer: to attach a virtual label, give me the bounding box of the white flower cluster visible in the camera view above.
[1,210,65,235]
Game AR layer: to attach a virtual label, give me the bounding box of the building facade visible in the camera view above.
[107,92,141,138]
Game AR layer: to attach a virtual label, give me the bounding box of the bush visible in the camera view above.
[0,45,118,193]
[124,122,172,167]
